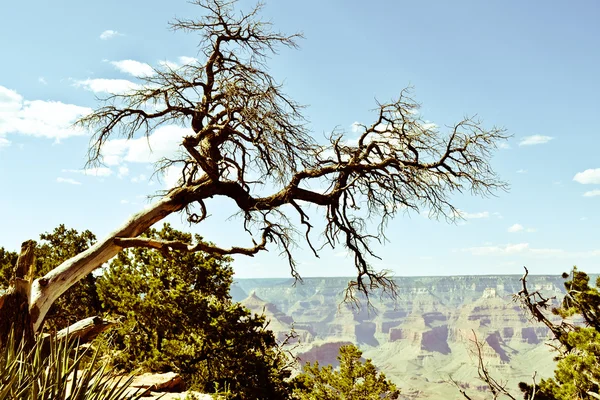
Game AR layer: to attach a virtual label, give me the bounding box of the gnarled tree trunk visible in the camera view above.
[0,240,36,349]
[0,188,191,345]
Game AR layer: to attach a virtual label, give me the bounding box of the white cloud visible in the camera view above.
[508,223,524,232]
[0,86,90,141]
[508,223,536,233]
[583,189,600,198]
[99,30,122,40]
[460,243,600,259]
[74,78,139,95]
[498,142,511,150]
[178,56,198,65]
[62,167,113,177]
[458,210,490,219]
[461,243,530,256]
[38,77,47,85]
[163,164,186,189]
[0,137,10,148]
[573,168,600,185]
[110,60,154,78]
[516,169,527,174]
[158,60,179,70]
[56,177,82,185]
[101,125,190,166]
[518,135,553,146]
[118,166,129,178]
[420,121,438,130]
[350,121,362,133]
[131,174,148,183]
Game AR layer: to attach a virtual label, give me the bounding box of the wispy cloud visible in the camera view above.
[516,169,527,174]
[460,243,600,259]
[0,85,90,141]
[178,56,198,65]
[508,223,536,233]
[62,167,113,177]
[131,174,147,183]
[99,30,122,40]
[458,210,490,219]
[117,166,129,178]
[461,242,530,256]
[56,177,82,185]
[100,125,189,166]
[38,77,47,85]
[583,189,600,198]
[574,168,600,185]
[110,60,154,78]
[74,78,139,95]
[518,135,553,146]
[508,223,524,233]
[158,60,179,70]
[0,137,10,148]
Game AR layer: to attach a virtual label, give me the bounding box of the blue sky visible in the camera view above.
[1,0,599,278]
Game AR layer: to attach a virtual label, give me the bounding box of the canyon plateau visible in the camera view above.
[232,274,571,399]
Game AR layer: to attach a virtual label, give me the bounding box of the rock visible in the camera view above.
[131,372,185,392]
[143,391,213,400]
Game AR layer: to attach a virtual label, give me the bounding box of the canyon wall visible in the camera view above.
[234,275,568,399]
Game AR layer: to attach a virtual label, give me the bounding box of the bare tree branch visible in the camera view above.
[514,266,573,352]
[6,0,509,332]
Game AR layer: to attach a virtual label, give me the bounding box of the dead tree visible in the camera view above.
[0,0,509,339]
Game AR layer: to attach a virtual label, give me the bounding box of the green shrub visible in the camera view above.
[292,344,399,399]
[96,224,293,399]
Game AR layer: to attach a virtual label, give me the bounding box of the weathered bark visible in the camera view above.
[55,315,116,343]
[28,187,194,331]
[0,240,36,349]
[37,316,116,357]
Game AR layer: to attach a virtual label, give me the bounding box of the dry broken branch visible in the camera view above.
[453,330,538,400]
[514,266,572,352]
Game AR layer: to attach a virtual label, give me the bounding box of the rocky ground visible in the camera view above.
[118,372,213,399]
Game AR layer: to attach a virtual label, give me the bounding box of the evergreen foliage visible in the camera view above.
[292,344,399,399]
[0,225,101,331]
[0,247,17,289]
[1,224,294,399]
[95,224,293,399]
[519,268,600,400]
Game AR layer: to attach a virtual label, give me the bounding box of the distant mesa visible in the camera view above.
[231,275,566,398]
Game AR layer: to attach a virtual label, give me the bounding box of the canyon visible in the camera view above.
[233,274,569,399]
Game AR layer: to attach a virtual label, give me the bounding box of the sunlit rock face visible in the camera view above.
[234,275,569,399]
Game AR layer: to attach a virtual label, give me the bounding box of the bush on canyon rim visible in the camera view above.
[292,344,399,400]
[518,268,600,400]
[95,224,293,399]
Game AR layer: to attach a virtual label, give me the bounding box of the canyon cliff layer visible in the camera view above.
[234,275,569,399]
